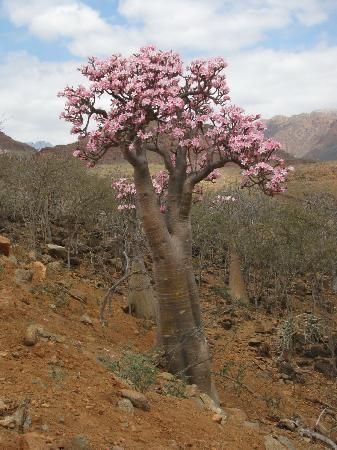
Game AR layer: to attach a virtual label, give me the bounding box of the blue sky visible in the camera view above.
[1,0,337,144]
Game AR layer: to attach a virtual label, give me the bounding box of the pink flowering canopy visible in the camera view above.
[59,46,291,200]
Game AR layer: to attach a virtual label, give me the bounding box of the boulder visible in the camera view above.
[120,389,150,411]
[30,261,47,282]
[117,398,134,414]
[46,244,67,260]
[0,236,10,257]
[23,324,43,346]
[19,432,47,450]
[64,435,91,450]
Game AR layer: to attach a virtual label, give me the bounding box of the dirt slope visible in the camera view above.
[0,243,335,449]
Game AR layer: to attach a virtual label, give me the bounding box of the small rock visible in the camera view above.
[221,319,233,330]
[248,337,262,347]
[120,389,150,411]
[264,435,287,450]
[278,418,297,432]
[47,244,67,260]
[0,236,10,256]
[212,413,223,424]
[41,424,49,432]
[117,398,134,414]
[15,269,33,285]
[80,314,93,326]
[30,261,47,282]
[277,436,297,450]
[19,432,47,450]
[64,434,91,450]
[23,324,43,346]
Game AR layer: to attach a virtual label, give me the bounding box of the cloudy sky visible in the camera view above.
[1,0,337,144]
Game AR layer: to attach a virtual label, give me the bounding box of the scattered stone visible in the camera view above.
[46,244,67,260]
[277,436,297,450]
[117,398,134,414]
[23,324,43,346]
[278,418,297,432]
[264,435,288,450]
[15,269,33,285]
[120,389,150,411]
[221,319,233,330]
[212,413,223,424]
[30,261,47,282]
[248,337,262,347]
[64,435,91,450]
[20,432,47,450]
[80,314,93,326]
[0,236,10,256]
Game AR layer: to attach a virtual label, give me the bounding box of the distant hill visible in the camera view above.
[265,111,337,161]
[40,141,128,164]
[0,131,35,154]
[305,119,337,161]
[28,140,52,150]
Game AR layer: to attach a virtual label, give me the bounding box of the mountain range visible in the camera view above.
[1,110,337,161]
[27,140,52,150]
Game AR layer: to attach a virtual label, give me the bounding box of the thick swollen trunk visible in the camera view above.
[153,253,216,400]
[133,163,217,401]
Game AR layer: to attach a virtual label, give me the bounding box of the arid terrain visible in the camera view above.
[1,159,337,450]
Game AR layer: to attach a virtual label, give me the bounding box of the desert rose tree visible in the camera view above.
[59,46,290,400]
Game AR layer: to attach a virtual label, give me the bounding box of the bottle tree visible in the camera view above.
[59,46,290,400]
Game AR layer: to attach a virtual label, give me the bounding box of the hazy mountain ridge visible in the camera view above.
[27,140,52,150]
[265,110,337,160]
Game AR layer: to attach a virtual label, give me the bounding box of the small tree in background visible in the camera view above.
[59,46,290,400]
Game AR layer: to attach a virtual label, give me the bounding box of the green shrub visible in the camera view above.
[98,351,157,392]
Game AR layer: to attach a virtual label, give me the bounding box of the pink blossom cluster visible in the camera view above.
[59,46,291,196]
[112,171,169,212]
[112,178,136,211]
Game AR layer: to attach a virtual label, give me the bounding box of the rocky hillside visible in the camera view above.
[0,132,35,154]
[265,111,337,160]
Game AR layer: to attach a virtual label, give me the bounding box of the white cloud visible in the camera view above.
[0,52,81,144]
[228,45,337,118]
[3,0,337,57]
[1,1,337,143]
[1,45,337,144]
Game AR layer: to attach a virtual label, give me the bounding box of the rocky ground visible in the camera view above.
[0,236,336,450]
